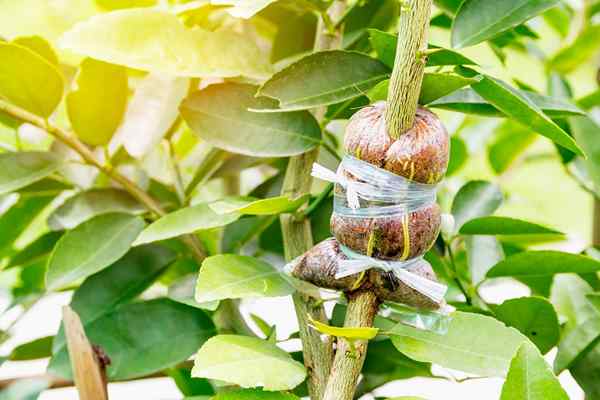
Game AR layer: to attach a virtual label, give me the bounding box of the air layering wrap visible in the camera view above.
[284,101,451,319]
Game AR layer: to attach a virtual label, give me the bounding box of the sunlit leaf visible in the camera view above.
[487,251,600,278]
[195,255,294,302]
[0,152,62,195]
[193,335,306,390]
[211,0,277,18]
[460,216,562,236]
[13,35,58,65]
[46,213,145,290]
[9,336,53,361]
[209,195,309,216]
[59,9,271,79]
[309,317,379,340]
[0,42,63,117]
[181,83,321,157]
[488,120,537,174]
[451,0,560,48]
[548,25,600,74]
[66,58,128,146]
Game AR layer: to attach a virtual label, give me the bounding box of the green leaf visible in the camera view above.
[52,299,216,380]
[451,0,560,48]
[429,87,585,118]
[468,74,583,155]
[367,74,477,105]
[192,335,306,390]
[451,180,503,230]
[66,58,128,146]
[577,89,600,111]
[0,152,62,195]
[389,311,529,376]
[0,195,53,252]
[554,312,600,373]
[111,74,189,159]
[460,216,562,236]
[447,136,468,176]
[466,235,504,285]
[500,341,568,400]
[9,336,53,361]
[196,255,294,303]
[493,297,559,354]
[211,389,299,400]
[169,274,220,311]
[133,203,240,246]
[369,29,477,69]
[0,378,50,400]
[45,213,145,290]
[0,42,63,117]
[308,317,379,340]
[342,0,400,49]
[48,188,144,230]
[257,50,389,111]
[59,8,271,79]
[487,251,600,278]
[209,195,309,216]
[548,25,600,74]
[212,0,277,18]
[181,83,321,157]
[7,231,62,269]
[488,120,537,174]
[570,116,600,195]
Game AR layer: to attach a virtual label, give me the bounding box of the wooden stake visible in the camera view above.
[62,306,109,400]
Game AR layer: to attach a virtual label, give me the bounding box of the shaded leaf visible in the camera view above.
[66,58,128,146]
[0,152,62,195]
[192,335,306,390]
[133,203,240,246]
[570,116,600,195]
[195,255,293,303]
[257,50,389,111]
[209,195,309,216]
[0,42,63,117]
[181,83,321,157]
[500,341,568,400]
[9,336,53,361]
[169,274,219,311]
[45,213,145,290]
[460,216,562,236]
[451,0,560,48]
[487,251,600,278]
[488,120,537,174]
[466,235,504,285]
[451,180,503,230]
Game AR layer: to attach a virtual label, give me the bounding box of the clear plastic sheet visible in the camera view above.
[381,302,454,334]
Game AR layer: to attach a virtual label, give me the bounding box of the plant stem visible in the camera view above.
[322,291,380,400]
[385,0,433,138]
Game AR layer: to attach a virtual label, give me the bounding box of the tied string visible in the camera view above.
[311,162,361,209]
[338,246,448,304]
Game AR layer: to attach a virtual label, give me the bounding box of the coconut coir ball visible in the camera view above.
[288,238,443,310]
[331,102,449,261]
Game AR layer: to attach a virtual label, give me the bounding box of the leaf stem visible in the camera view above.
[385,0,433,138]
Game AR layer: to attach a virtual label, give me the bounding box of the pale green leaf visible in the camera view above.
[48,188,145,231]
[133,203,240,246]
[192,335,306,390]
[66,58,127,146]
[257,50,389,111]
[180,83,321,157]
[13,35,58,65]
[389,311,529,376]
[500,342,568,400]
[59,9,271,79]
[452,0,560,48]
[451,180,503,230]
[487,251,600,278]
[460,216,562,236]
[0,42,63,117]
[488,120,537,174]
[169,274,219,311]
[0,152,62,195]
[209,195,309,216]
[548,25,600,74]
[570,116,600,195]
[110,73,189,159]
[466,235,504,285]
[45,213,145,290]
[211,0,277,18]
[195,255,293,302]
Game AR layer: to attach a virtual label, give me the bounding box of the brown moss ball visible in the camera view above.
[344,102,449,184]
[288,238,443,310]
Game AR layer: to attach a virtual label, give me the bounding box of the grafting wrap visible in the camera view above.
[312,155,447,304]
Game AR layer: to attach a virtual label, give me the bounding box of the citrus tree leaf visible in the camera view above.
[493,297,560,354]
[0,152,62,195]
[9,336,53,361]
[110,73,189,159]
[211,389,299,400]
[66,58,128,146]
[308,317,379,340]
[192,335,306,390]
[570,116,600,195]
[548,24,600,74]
[460,216,562,236]
[133,203,240,246]
[59,8,271,79]
[181,83,321,157]
[209,195,309,216]
[257,50,389,111]
[389,311,529,376]
[13,35,58,65]
[195,255,294,303]
[487,251,600,278]
[451,0,560,48]
[466,235,504,285]
[500,342,568,400]
[488,120,537,174]
[211,0,277,18]
[168,274,219,311]
[52,299,215,380]
[369,29,477,68]
[451,180,503,231]
[429,87,584,118]
[45,213,145,290]
[0,42,63,117]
